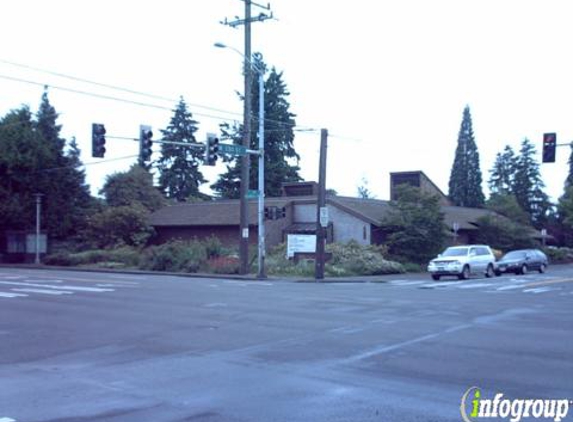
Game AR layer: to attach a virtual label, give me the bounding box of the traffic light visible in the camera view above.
[542,133,556,163]
[204,134,219,166]
[264,206,271,220]
[280,207,286,219]
[91,123,106,158]
[139,125,153,163]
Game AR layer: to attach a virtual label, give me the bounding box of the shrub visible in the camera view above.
[266,241,404,277]
[543,247,573,264]
[140,240,207,273]
[44,246,141,268]
[206,256,240,274]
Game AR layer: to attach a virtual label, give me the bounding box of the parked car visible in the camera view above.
[495,249,549,275]
[427,245,497,280]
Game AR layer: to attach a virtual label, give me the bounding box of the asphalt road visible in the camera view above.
[0,266,572,422]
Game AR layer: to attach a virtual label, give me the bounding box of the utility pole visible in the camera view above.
[34,193,43,264]
[222,0,273,275]
[315,129,328,280]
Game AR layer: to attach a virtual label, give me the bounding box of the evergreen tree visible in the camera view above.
[383,185,447,264]
[488,145,517,195]
[156,98,206,201]
[0,95,93,240]
[448,106,485,207]
[513,138,551,227]
[565,142,573,188]
[212,55,301,198]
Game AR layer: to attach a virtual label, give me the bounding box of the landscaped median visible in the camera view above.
[43,238,406,277]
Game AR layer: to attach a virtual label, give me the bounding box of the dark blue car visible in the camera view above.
[495,249,549,275]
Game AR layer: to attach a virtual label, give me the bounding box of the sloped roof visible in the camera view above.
[150,195,493,231]
[149,197,292,227]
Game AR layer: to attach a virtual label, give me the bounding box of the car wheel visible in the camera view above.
[520,264,528,275]
[538,264,547,274]
[485,264,494,278]
[458,265,470,280]
[495,270,502,277]
[431,275,440,281]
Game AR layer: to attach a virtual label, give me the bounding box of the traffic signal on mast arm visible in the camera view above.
[542,133,556,163]
[91,123,106,158]
[204,134,219,166]
[139,125,153,164]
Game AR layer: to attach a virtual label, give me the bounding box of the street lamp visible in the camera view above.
[215,42,267,278]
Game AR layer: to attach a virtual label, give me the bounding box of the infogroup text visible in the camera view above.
[461,387,571,422]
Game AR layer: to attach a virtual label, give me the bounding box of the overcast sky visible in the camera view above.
[1,0,571,202]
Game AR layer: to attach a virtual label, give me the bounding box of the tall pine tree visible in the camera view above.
[513,138,551,227]
[36,93,92,238]
[488,145,517,195]
[565,142,573,188]
[212,55,300,198]
[448,106,485,207]
[156,98,206,201]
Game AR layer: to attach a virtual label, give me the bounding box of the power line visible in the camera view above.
[0,58,243,119]
[0,59,323,132]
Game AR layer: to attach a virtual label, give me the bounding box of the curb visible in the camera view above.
[0,263,416,283]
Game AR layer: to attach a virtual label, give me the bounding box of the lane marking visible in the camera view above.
[457,283,493,289]
[12,288,73,296]
[496,285,524,291]
[389,280,425,286]
[0,417,17,422]
[523,287,559,294]
[522,278,573,289]
[0,292,28,298]
[0,281,114,293]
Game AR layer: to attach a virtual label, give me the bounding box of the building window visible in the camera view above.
[363,226,367,240]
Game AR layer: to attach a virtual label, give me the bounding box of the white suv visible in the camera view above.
[427,245,497,280]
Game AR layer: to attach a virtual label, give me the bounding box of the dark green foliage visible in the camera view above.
[156,98,207,201]
[0,94,93,240]
[45,247,141,268]
[486,193,531,226]
[383,185,447,264]
[565,142,573,188]
[140,239,209,272]
[100,165,166,212]
[488,146,517,195]
[85,204,154,248]
[213,55,301,198]
[473,215,537,251]
[448,106,485,207]
[512,139,551,227]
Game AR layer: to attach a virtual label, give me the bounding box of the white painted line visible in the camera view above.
[523,287,557,294]
[0,417,16,422]
[0,292,28,298]
[204,302,227,308]
[12,288,73,296]
[457,283,493,289]
[496,285,524,291]
[0,281,114,293]
[389,280,425,286]
[25,279,63,283]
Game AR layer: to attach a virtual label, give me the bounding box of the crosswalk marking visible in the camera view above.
[0,292,28,298]
[12,288,73,296]
[0,281,114,293]
[0,417,16,422]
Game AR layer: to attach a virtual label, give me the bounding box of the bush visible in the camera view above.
[140,240,208,273]
[266,241,404,277]
[44,246,141,268]
[543,247,573,264]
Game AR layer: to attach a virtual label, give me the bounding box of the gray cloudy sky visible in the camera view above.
[1,0,571,201]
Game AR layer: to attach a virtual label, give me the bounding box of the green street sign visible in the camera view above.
[247,189,259,199]
[219,143,247,156]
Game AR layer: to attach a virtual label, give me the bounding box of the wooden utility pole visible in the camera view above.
[315,129,328,280]
[222,0,273,275]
